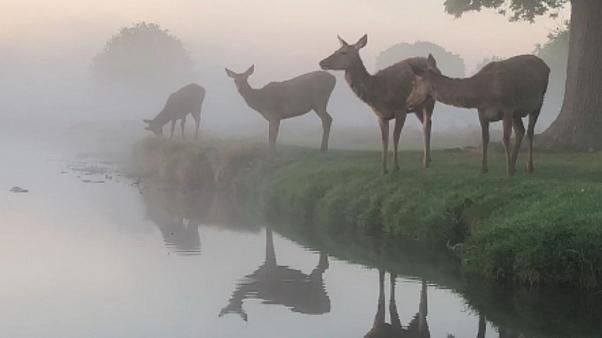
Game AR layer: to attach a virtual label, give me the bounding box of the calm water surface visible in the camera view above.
[1,143,600,338]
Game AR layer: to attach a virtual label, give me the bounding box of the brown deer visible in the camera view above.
[320,34,439,173]
[225,66,336,151]
[143,83,206,139]
[409,54,550,176]
[364,269,430,338]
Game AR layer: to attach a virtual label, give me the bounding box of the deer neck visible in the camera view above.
[237,81,265,112]
[429,75,480,109]
[344,59,376,105]
[153,109,173,126]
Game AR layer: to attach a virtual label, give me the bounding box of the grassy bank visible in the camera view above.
[133,138,602,289]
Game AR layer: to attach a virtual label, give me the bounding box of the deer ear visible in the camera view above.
[244,65,255,77]
[337,35,349,47]
[427,54,437,69]
[143,119,151,123]
[354,34,368,50]
[225,68,236,78]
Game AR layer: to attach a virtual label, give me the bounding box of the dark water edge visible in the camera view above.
[138,180,602,338]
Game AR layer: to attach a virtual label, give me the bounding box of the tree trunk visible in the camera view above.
[538,0,602,150]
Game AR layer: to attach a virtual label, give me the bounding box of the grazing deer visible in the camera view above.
[409,54,550,176]
[225,66,336,151]
[143,83,206,139]
[320,34,439,173]
[219,228,330,321]
[364,270,430,338]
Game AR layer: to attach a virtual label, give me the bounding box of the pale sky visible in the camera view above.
[2,0,567,73]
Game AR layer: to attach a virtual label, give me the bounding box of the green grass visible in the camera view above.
[246,148,602,289]
[133,138,602,289]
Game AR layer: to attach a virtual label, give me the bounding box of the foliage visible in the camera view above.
[92,22,196,90]
[376,41,466,77]
[444,0,569,22]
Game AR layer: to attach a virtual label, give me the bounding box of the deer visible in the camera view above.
[219,228,330,321]
[320,34,439,174]
[364,269,430,338]
[225,66,336,151]
[408,54,550,176]
[143,83,206,140]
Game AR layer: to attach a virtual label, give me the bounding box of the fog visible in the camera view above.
[1,0,568,154]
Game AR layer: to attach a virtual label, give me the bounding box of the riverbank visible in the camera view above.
[132,137,602,289]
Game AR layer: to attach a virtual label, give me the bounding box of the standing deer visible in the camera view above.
[225,66,336,152]
[143,83,206,140]
[320,34,439,173]
[409,54,550,176]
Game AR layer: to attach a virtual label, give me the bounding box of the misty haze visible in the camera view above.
[2,1,601,337]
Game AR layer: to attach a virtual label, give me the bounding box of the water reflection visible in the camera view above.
[135,182,602,337]
[365,270,429,338]
[219,228,330,321]
[141,183,260,255]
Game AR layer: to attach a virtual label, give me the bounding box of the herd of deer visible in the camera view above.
[144,34,550,176]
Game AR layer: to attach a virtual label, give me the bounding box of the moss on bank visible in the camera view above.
[133,138,602,289]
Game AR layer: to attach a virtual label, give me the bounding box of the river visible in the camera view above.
[1,141,600,338]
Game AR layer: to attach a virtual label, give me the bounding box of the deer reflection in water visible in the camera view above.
[365,270,430,338]
[141,180,261,255]
[143,189,203,255]
[219,228,330,321]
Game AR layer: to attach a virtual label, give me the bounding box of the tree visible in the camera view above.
[535,25,570,128]
[376,41,466,77]
[444,0,602,150]
[92,22,196,92]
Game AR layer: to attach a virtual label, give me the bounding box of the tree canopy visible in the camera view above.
[376,41,465,77]
[444,0,568,21]
[92,22,196,91]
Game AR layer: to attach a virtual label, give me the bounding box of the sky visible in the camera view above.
[0,0,569,148]
[1,0,567,72]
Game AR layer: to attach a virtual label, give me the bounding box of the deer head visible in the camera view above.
[225,65,255,90]
[409,54,439,98]
[143,119,164,136]
[319,34,367,71]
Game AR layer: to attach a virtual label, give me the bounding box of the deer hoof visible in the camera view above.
[393,165,400,172]
[480,168,489,174]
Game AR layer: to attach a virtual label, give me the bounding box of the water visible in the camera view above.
[1,143,600,338]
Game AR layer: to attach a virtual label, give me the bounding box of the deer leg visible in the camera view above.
[193,112,201,140]
[421,106,433,168]
[392,112,406,172]
[502,113,514,176]
[511,117,525,173]
[527,110,540,173]
[180,116,187,140]
[389,273,402,330]
[268,119,280,150]
[373,269,386,327]
[378,118,390,175]
[315,109,332,152]
[169,120,176,139]
[477,314,486,338]
[478,111,490,174]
